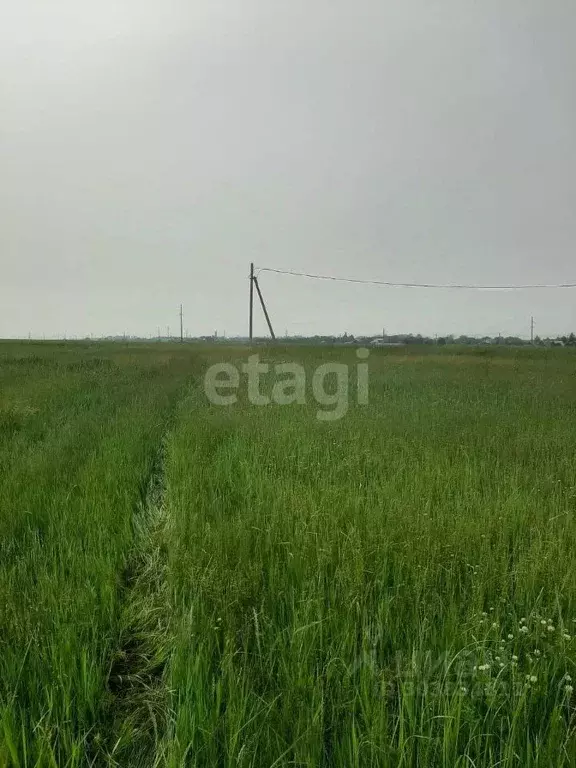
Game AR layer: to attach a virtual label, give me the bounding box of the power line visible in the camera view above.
[256,266,576,291]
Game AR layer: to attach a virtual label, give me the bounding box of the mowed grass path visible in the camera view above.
[1,343,576,766]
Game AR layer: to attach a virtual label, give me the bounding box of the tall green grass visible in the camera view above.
[1,343,576,766]
[0,343,199,766]
[155,348,576,766]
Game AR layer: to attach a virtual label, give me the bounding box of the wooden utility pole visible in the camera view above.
[180,304,184,343]
[248,262,276,340]
[530,316,535,344]
[249,262,254,340]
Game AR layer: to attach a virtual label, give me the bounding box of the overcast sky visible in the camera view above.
[2,1,575,339]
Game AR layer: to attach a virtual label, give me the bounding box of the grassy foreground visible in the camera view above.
[1,342,576,766]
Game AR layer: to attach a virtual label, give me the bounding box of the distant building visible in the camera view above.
[370,338,403,347]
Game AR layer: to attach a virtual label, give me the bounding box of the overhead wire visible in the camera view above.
[255,266,576,290]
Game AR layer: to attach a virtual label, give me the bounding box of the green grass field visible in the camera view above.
[1,341,576,767]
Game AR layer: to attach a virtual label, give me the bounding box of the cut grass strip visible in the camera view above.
[103,437,175,768]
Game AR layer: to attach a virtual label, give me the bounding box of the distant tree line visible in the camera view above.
[277,332,576,347]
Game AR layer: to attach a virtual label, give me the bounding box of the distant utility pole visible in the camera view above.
[248,262,276,340]
[249,262,254,340]
[530,316,535,344]
[180,304,184,343]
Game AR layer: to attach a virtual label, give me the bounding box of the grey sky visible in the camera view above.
[2,1,575,339]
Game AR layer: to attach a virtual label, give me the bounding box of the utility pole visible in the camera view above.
[180,304,184,343]
[249,262,254,341]
[248,262,276,340]
[530,316,535,344]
